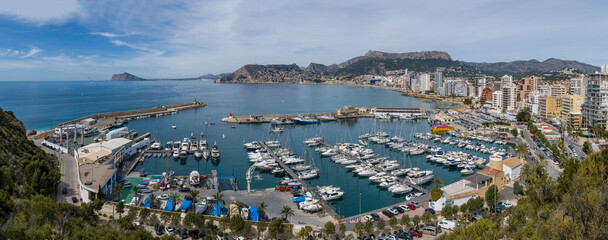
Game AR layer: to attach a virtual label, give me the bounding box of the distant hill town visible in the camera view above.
[111,50,599,83]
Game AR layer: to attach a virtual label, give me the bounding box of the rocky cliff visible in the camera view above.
[111,72,144,81]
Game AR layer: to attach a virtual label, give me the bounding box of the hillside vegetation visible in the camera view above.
[0,108,156,239]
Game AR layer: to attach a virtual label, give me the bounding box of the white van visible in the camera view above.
[438,219,459,230]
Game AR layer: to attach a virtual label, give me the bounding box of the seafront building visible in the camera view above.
[570,74,586,96]
[539,96,561,122]
[492,91,503,110]
[480,87,493,106]
[500,75,513,89]
[550,84,567,98]
[517,76,538,101]
[445,80,468,97]
[582,72,608,128]
[434,71,443,93]
[502,85,517,112]
[560,94,584,129]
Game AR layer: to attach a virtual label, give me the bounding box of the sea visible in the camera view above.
[0,80,503,217]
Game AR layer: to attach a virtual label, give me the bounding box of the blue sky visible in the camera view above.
[0,0,607,81]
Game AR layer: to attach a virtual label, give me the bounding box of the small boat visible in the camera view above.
[194,151,203,158]
[191,132,196,139]
[172,124,176,129]
[270,127,283,133]
[179,150,187,159]
[195,198,208,214]
[211,143,220,159]
[173,150,180,159]
[271,168,287,176]
[461,167,474,175]
[190,171,200,186]
[319,115,337,121]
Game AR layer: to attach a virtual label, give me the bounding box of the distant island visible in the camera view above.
[111,72,228,81]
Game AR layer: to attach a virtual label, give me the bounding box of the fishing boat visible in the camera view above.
[319,186,344,201]
[294,116,320,124]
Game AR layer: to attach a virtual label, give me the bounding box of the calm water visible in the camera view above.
[1,80,500,217]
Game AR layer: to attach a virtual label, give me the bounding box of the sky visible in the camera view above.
[0,0,607,81]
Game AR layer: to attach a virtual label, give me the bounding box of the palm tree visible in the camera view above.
[258,201,268,222]
[190,190,199,211]
[516,143,529,159]
[113,183,124,201]
[133,186,140,196]
[280,205,294,222]
[170,192,181,208]
[213,192,225,206]
[431,177,444,189]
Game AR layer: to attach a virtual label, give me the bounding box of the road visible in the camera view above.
[34,139,80,204]
[519,127,562,179]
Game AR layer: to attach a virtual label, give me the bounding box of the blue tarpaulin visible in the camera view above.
[143,194,154,208]
[164,198,174,212]
[292,196,307,203]
[180,200,193,212]
[212,202,223,216]
[249,206,259,221]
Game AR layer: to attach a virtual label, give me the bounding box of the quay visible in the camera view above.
[259,141,340,220]
[33,101,205,139]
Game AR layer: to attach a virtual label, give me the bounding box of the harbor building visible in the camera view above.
[337,105,360,118]
[582,72,608,128]
[551,84,568,98]
[560,94,584,129]
[502,85,517,112]
[480,87,493,106]
[517,76,538,101]
[539,96,562,122]
[492,91,503,110]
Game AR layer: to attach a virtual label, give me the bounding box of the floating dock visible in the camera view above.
[259,141,340,220]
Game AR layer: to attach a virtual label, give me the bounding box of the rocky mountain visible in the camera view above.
[111,72,144,81]
[216,50,461,83]
[466,58,599,74]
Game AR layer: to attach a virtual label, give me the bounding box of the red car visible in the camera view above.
[276,186,291,191]
[408,229,423,237]
[406,203,416,210]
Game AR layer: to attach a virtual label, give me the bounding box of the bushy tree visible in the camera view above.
[364,220,373,235]
[297,227,308,239]
[485,185,499,208]
[268,219,284,238]
[513,181,523,196]
[323,221,335,236]
[229,215,245,232]
[412,215,420,227]
[353,220,364,237]
[339,223,346,237]
[376,218,386,232]
[389,216,398,230]
[400,214,410,228]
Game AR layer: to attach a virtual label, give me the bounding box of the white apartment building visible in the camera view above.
[501,75,513,89]
[493,91,503,110]
[570,74,586,97]
[582,72,608,128]
[502,85,517,112]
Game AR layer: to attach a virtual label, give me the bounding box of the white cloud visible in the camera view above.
[0,0,81,24]
[90,32,138,38]
[0,48,24,57]
[21,47,41,58]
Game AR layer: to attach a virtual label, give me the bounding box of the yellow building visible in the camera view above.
[560,94,584,129]
[539,96,561,121]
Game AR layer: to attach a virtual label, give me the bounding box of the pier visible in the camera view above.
[221,112,349,124]
[258,141,340,220]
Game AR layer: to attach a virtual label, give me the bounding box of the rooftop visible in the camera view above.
[78,149,111,165]
[503,157,523,168]
[79,160,116,192]
[479,166,503,177]
[81,138,132,152]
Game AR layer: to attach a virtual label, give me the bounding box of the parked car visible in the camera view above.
[503,201,513,208]
[165,226,175,235]
[62,187,68,194]
[406,203,416,210]
[393,206,406,213]
[178,187,191,192]
[388,208,399,215]
[424,208,435,215]
[176,228,188,239]
[496,204,507,211]
[409,201,420,208]
[363,215,374,222]
[438,219,459,230]
[381,209,395,217]
[159,194,169,200]
[155,223,164,235]
[396,232,413,239]
[398,204,411,212]
[370,213,380,221]
[421,225,439,236]
[407,229,422,237]
[188,229,200,239]
[71,197,78,203]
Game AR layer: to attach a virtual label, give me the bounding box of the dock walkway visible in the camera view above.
[259,141,340,220]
